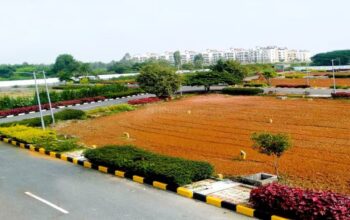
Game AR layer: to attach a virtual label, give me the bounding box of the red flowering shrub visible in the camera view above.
[128,97,161,105]
[275,84,310,88]
[332,92,350,98]
[250,183,350,220]
[0,96,105,118]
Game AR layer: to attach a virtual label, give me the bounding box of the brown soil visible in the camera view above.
[271,78,350,87]
[56,95,350,194]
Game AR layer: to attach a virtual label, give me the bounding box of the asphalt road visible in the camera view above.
[0,94,154,124]
[0,142,252,220]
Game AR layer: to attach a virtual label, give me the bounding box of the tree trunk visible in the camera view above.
[205,86,210,93]
[273,155,279,177]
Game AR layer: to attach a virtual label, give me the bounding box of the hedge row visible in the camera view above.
[0,109,86,127]
[0,84,141,111]
[128,97,161,105]
[331,92,350,98]
[0,96,33,110]
[250,183,350,220]
[84,145,214,186]
[327,74,350,78]
[243,83,267,88]
[275,84,310,88]
[0,96,105,118]
[330,85,350,89]
[222,87,264,95]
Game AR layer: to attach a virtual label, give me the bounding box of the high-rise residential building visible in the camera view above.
[130,46,311,64]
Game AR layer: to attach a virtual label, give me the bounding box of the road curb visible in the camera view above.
[0,136,288,220]
[0,93,151,119]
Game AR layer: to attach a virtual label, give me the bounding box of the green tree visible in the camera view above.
[188,71,235,92]
[262,69,277,85]
[211,60,248,84]
[173,51,181,70]
[136,63,180,98]
[58,71,73,82]
[181,62,195,70]
[0,65,14,78]
[52,54,80,81]
[251,132,292,176]
[194,54,204,69]
[311,50,350,66]
[121,53,131,62]
[78,62,92,77]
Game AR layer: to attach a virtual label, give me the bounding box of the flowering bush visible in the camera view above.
[0,125,80,152]
[250,183,350,220]
[275,84,310,88]
[331,92,350,98]
[128,97,161,105]
[0,96,105,118]
[0,125,56,143]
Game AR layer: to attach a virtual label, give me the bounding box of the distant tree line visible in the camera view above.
[311,50,350,66]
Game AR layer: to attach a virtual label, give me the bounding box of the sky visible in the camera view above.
[0,0,349,64]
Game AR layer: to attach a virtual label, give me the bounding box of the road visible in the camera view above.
[0,142,251,220]
[1,86,347,124]
[0,94,153,124]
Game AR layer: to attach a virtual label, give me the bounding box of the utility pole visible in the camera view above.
[43,71,55,125]
[33,71,46,130]
[331,59,337,93]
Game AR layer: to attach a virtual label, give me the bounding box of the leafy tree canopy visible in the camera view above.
[136,63,180,98]
[211,60,248,84]
[52,54,80,75]
[194,54,204,69]
[311,50,350,66]
[187,71,235,92]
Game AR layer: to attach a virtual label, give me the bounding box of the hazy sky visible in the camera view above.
[0,0,349,64]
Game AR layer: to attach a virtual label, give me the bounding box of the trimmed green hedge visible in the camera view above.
[222,87,264,95]
[55,109,86,121]
[84,146,214,186]
[0,109,86,127]
[243,83,267,88]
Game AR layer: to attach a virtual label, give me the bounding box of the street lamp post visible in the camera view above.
[331,59,339,93]
[42,71,55,125]
[33,71,46,130]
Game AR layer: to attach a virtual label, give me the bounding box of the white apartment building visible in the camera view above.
[130,46,311,64]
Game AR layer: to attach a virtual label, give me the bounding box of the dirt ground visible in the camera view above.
[271,78,350,87]
[56,95,350,194]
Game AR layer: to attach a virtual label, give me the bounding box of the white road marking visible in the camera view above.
[25,192,69,214]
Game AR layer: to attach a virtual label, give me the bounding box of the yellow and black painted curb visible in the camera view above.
[0,135,288,220]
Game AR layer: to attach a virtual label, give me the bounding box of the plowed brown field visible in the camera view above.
[271,78,350,87]
[57,95,350,194]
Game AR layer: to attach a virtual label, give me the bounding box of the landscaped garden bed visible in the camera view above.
[222,87,264,95]
[275,84,310,88]
[271,78,350,88]
[0,96,105,118]
[0,125,81,152]
[56,94,350,195]
[331,92,350,98]
[128,97,161,105]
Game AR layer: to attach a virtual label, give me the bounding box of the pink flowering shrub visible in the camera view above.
[332,92,350,98]
[128,97,161,105]
[0,96,105,117]
[250,183,350,220]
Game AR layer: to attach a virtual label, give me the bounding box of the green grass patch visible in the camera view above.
[87,104,136,117]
